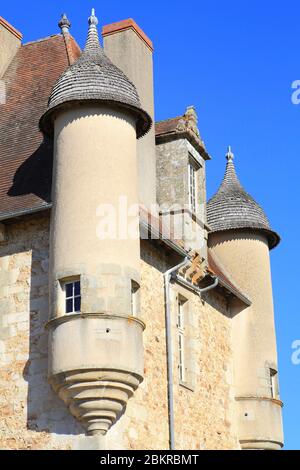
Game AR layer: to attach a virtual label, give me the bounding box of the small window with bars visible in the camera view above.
[65,280,81,314]
[188,158,197,214]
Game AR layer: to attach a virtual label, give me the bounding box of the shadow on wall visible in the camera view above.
[0,215,83,448]
[202,288,249,319]
[7,138,53,202]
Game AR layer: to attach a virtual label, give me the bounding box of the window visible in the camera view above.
[131,281,140,316]
[269,369,278,399]
[65,280,81,314]
[188,159,197,214]
[178,296,186,383]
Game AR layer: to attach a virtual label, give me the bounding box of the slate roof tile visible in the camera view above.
[207,150,280,249]
[40,11,151,139]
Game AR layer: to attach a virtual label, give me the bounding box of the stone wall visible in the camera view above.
[156,138,206,220]
[172,287,239,449]
[0,18,21,79]
[0,214,239,450]
[0,214,83,450]
[156,138,207,255]
[105,241,239,450]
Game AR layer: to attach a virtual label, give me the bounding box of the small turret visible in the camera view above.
[40,10,151,138]
[207,146,280,249]
[207,148,283,450]
[40,10,151,440]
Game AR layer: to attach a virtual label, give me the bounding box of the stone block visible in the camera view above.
[74,435,106,450]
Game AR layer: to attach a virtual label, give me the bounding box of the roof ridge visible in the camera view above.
[23,34,62,46]
[155,115,182,124]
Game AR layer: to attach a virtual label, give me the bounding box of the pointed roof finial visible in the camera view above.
[40,8,152,139]
[85,8,101,53]
[88,8,98,26]
[58,13,71,34]
[226,145,234,162]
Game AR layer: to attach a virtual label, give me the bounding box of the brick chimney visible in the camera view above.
[102,19,156,211]
[0,16,22,78]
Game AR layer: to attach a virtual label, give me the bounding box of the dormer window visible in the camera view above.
[188,156,198,214]
[65,280,81,314]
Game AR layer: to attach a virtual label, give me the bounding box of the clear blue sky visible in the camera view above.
[2,0,300,450]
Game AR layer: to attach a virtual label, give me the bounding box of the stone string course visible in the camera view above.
[0,215,239,450]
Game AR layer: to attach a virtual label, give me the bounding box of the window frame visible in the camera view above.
[64,279,81,315]
[188,156,198,214]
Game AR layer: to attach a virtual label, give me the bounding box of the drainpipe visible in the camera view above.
[173,274,219,296]
[164,257,189,450]
[164,261,219,450]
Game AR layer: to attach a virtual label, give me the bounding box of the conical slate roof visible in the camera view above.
[207,147,280,249]
[40,10,152,138]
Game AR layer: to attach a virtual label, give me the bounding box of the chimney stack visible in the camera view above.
[0,16,22,78]
[102,19,156,211]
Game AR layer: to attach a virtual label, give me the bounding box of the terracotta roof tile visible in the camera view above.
[155,116,182,135]
[0,34,80,219]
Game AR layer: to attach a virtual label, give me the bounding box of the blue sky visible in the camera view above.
[2,0,300,450]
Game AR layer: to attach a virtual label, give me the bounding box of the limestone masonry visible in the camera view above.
[0,10,283,450]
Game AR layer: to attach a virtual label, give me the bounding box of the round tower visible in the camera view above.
[207,147,283,450]
[39,10,151,436]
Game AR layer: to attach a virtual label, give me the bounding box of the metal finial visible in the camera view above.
[85,8,101,53]
[226,145,234,162]
[88,8,98,26]
[58,13,71,34]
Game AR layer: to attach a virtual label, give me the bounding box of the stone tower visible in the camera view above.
[39,10,151,437]
[207,147,284,450]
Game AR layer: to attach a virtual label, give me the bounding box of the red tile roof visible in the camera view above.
[0,34,80,220]
[155,116,182,136]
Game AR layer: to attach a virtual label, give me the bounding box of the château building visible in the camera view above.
[0,10,283,450]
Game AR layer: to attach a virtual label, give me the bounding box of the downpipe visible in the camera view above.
[164,258,219,450]
[173,273,219,296]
